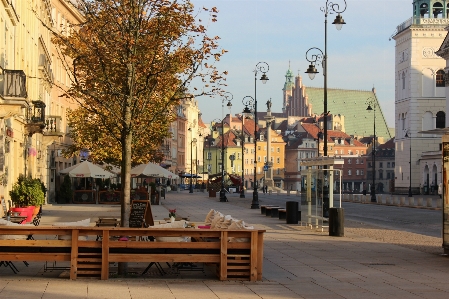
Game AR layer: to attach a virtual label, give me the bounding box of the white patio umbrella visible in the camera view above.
[59,161,115,178]
[131,162,179,179]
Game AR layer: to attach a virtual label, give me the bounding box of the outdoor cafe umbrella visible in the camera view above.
[130,162,179,179]
[59,161,115,178]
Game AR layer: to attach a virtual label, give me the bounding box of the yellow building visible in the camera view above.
[0,1,83,204]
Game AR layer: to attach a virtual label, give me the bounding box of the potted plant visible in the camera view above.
[9,175,46,223]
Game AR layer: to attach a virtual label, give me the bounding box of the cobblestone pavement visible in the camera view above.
[1,190,449,299]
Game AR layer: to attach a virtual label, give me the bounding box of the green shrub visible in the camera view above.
[9,175,45,207]
[59,174,73,203]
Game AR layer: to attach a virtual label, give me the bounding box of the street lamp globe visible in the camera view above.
[332,13,346,30]
[305,64,319,80]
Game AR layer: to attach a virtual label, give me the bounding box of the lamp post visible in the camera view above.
[304,0,346,216]
[189,136,197,194]
[313,118,323,158]
[206,136,215,189]
[240,114,245,198]
[366,97,377,202]
[249,62,269,209]
[212,117,228,202]
[405,131,412,197]
[241,96,255,199]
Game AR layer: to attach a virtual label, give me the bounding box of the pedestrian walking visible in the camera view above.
[438,182,443,199]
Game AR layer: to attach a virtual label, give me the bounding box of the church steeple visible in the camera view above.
[283,61,294,91]
[413,0,449,19]
[282,62,295,114]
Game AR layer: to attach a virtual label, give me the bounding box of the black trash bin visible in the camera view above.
[329,207,344,237]
[286,201,299,224]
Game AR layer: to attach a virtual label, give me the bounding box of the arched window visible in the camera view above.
[436,70,445,87]
[433,2,443,18]
[420,3,429,17]
[436,111,446,128]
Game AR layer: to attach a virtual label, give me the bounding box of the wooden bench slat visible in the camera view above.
[108,253,221,263]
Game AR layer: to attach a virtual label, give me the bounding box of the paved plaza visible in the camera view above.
[1,190,449,298]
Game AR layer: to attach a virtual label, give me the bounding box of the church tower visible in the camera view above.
[282,65,295,114]
[393,0,447,195]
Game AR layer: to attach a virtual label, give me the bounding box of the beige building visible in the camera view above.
[0,1,83,204]
[393,0,447,195]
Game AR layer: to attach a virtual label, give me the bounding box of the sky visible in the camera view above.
[188,0,416,129]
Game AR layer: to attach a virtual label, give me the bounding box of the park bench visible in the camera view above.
[0,226,265,281]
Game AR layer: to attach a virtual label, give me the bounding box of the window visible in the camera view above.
[379,170,383,179]
[264,146,267,151]
[271,147,274,152]
[258,146,261,150]
[257,156,261,162]
[277,157,280,163]
[348,150,352,155]
[387,172,391,179]
[356,150,359,155]
[436,70,445,87]
[392,162,395,167]
[277,147,280,153]
[387,162,390,168]
[361,170,364,175]
[361,159,364,164]
[270,157,273,162]
[237,153,241,159]
[356,159,359,164]
[379,162,383,168]
[348,170,352,175]
[356,170,359,175]
[264,156,267,162]
[402,71,405,89]
[436,111,446,128]
[207,152,212,160]
[348,159,351,164]
[361,150,364,155]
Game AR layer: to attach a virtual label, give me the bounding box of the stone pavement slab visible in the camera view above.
[1,191,449,298]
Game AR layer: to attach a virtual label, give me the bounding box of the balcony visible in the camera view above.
[25,100,46,136]
[0,69,27,100]
[396,17,449,36]
[43,116,64,137]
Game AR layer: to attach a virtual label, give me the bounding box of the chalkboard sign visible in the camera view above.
[129,200,154,228]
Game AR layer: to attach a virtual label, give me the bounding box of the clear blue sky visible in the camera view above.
[190,0,415,129]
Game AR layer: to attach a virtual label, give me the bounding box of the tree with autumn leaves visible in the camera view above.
[50,0,226,226]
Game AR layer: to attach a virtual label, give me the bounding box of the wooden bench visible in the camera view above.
[278,209,286,220]
[260,205,277,215]
[0,226,265,281]
[265,206,280,217]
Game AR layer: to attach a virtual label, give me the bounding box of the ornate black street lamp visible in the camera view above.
[305,0,346,216]
[248,62,269,209]
[212,114,229,202]
[366,97,377,202]
[241,96,255,199]
[189,134,197,194]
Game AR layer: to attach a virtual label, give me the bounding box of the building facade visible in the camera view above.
[393,0,447,194]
